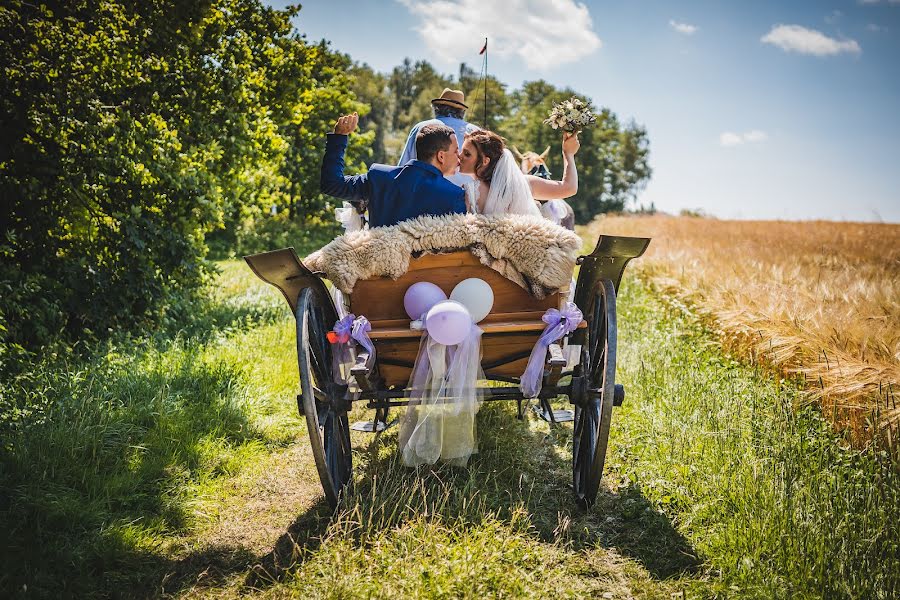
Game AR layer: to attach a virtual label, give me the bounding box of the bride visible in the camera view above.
[458,130,580,217]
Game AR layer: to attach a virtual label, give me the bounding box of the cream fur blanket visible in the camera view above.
[304,213,581,298]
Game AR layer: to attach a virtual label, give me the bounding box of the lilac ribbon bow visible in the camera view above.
[519,302,583,398]
[330,313,354,344]
[329,313,356,384]
[547,200,565,222]
[351,315,375,367]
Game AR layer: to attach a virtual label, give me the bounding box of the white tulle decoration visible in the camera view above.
[399,323,485,467]
[335,201,363,234]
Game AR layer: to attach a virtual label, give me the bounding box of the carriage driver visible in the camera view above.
[320,112,466,228]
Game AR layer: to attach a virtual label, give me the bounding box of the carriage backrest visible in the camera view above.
[348,251,564,327]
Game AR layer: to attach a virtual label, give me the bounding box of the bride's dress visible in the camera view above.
[463,149,542,217]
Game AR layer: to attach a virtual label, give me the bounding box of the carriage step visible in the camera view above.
[350,419,396,433]
[532,405,575,423]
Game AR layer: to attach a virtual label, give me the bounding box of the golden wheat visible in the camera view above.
[584,215,900,444]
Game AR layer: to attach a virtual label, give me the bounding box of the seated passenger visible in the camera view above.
[320,113,466,228]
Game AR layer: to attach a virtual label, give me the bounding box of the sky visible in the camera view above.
[276,0,900,222]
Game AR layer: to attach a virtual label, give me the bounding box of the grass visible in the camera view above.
[0,261,301,597]
[2,256,897,598]
[609,275,899,598]
[584,215,900,445]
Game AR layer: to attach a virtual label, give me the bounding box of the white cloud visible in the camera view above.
[719,132,743,147]
[824,10,842,25]
[397,0,601,70]
[761,24,861,56]
[720,130,768,147]
[743,130,768,143]
[867,23,887,31]
[858,0,900,5]
[669,20,698,35]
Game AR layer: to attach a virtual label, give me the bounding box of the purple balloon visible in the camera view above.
[403,281,447,320]
[425,300,472,345]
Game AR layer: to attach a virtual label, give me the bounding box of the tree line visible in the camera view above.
[0,0,650,362]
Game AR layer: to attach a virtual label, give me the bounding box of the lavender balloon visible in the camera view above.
[403,281,447,320]
[424,300,472,345]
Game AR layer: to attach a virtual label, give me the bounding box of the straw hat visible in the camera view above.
[431,88,468,110]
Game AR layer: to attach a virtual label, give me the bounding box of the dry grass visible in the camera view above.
[583,215,900,445]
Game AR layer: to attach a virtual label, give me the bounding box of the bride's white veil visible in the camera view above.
[482,149,542,217]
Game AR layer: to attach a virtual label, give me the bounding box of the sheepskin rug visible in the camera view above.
[304,213,581,298]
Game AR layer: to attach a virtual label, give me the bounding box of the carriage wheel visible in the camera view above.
[296,287,352,508]
[572,278,617,507]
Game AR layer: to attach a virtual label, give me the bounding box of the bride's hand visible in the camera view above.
[562,131,580,156]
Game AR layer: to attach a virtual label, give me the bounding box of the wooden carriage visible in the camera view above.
[245,234,650,508]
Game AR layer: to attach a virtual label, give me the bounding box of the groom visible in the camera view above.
[320,112,466,228]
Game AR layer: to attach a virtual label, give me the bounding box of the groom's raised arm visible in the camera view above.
[320,113,369,201]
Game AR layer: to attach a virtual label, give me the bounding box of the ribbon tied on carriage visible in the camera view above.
[327,313,376,384]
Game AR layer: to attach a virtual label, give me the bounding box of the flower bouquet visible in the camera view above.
[543,97,597,133]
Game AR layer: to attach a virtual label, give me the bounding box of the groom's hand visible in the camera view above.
[334,112,359,135]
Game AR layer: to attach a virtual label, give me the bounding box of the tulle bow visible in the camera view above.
[520,302,583,398]
[351,315,375,367]
[327,313,355,345]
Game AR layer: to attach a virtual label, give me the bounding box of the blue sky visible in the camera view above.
[279,0,900,222]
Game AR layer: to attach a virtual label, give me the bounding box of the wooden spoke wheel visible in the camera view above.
[296,287,352,508]
[572,279,617,507]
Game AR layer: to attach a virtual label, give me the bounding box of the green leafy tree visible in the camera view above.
[0,0,373,353]
[349,63,392,164]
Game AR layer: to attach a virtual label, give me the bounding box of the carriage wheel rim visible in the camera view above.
[297,288,351,508]
[572,279,617,506]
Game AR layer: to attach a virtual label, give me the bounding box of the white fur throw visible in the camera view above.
[304,213,581,298]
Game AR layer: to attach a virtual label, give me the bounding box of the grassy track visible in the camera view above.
[2,261,897,598]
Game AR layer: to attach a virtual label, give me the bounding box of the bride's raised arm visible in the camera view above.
[527,132,579,200]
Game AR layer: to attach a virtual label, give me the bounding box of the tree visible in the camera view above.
[0,0,373,353]
[349,63,391,164]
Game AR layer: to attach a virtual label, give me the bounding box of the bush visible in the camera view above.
[0,1,367,355]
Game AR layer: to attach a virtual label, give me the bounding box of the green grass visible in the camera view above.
[609,279,900,598]
[1,261,897,599]
[0,261,300,597]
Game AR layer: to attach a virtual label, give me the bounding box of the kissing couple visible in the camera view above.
[320,88,580,229]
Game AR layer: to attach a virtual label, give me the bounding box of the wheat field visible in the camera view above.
[584,215,900,445]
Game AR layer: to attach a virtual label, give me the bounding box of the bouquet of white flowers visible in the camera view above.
[543,97,596,133]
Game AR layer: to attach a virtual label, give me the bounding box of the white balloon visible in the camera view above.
[450,278,494,323]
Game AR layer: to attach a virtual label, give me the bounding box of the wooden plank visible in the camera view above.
[343,250,577,387]
[373,332,543,386]
[368,319,586,340]
[349,251,568,322]
[379,356,533,388]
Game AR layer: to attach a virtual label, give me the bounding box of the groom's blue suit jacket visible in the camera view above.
[320,134,466,228]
